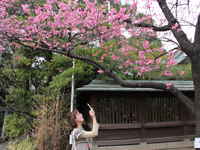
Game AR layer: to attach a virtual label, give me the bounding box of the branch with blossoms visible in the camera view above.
[9,36,194,114]
[0,0,196,114]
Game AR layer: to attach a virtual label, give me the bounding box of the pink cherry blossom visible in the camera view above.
[59,70,63,72]
[158,47,163,52]
[155,65,160,69]
[142,41,149,49]
[98,69,104,74]
[134,66,138,70]
[0,0,190,89]
[119,65,123,69]
[22,4,30,14]
[138,72,142,76]
[170,59,177,65]
[149,32,155,37]
[156,58,161,64]
[179,71,184,75]
[125,59,132,67]
[146,49,151,53]
[166,82,171,89]
[177,28,183,32]
[111,55,118,60]
[15,55,20,59]
[0,47,5,51]
[114,0,119,4]
[167,64,171,68]
[172,22,179,29]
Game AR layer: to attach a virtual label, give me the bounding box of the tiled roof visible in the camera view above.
[76,80,194,92]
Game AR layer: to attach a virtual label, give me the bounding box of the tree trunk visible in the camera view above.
[191,52,200,138]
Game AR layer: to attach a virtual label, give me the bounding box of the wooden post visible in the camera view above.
[1,109,8,138]
[180,101,187,136]
[138,95,145,140]
[90,94,98,123]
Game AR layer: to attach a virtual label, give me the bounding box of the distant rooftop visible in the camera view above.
[76,80,194,92]
[173,51,190,65]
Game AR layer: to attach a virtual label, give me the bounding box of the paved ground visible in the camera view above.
[0,139,9,150]
[0,139,196,150]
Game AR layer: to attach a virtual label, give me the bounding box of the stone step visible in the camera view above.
[92,140,195,150]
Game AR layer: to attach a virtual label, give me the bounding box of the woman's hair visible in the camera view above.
[68,109,78,134]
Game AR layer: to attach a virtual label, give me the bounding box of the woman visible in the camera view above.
[68,109,99,150]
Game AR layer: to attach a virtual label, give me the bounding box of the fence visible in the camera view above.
[97,96,194,124]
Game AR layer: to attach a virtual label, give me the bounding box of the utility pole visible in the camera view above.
[69,58,75,145]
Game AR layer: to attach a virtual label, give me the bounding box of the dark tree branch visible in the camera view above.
[124,19,171,31]
[0,96,28,114]
[0,81,23,110]
[182,20,196,27]
[1,72,26,89]
[2,73,30,112]
[19,44,195,114]
[109,63,118,73]
[156,0,192,55]
[0,96,35,129]
[154,47,178,60]
[161,37,180,46]
[103,70,195,114]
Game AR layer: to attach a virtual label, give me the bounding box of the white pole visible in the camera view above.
[70,58,75,145]
[1,109,8,138]
[108,0,110,20]
[70,58,75,112]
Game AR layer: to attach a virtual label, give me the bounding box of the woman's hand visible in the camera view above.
[89,110,95,118]
[88,143,93,149]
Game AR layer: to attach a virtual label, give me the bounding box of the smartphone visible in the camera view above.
[87,103,93,110]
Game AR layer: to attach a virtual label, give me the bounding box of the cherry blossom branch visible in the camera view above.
[103,70,195,114]
[9,36,195,114]
[154,47,178,60]
[124,19,171,31]
[134,23,171,32]
[160,37,180,46]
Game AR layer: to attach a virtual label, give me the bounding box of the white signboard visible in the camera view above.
[194,138,200,148]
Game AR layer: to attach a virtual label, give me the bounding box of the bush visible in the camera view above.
[33,90,70,150]
[4,113,30,140]
[4,90,71,150]
[8,137,37,150]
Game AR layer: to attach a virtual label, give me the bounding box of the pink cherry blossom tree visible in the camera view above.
[0,0,200,138]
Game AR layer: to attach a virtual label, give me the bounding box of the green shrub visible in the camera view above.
[8,137,37,150]
[4,113,30,140]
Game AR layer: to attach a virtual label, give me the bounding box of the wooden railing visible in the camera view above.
[97,96,195,124]
[97,98,138,124]
[145,97,180,123]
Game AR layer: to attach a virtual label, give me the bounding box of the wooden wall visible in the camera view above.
[84,91,195,147]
